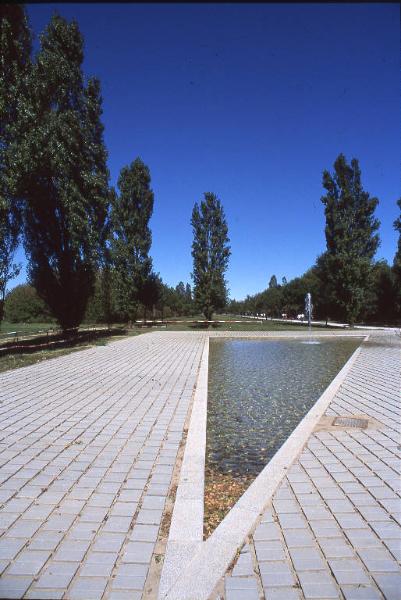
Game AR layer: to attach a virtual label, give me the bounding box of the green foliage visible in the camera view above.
[364,260,397,323]
[110,158,154,322]
[318,154,380,325]
[5,14,109,331]
[393,198,401,312]
[191,193,230,320]
[269,275,278,288]
[0,5,31,326]
[139,272,162,320]
[4,284,52,323]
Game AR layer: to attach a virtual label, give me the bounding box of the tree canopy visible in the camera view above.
[191,193,230,320]
[5,14,109,331]
[0,4,31,326]
[110,158,154,323]
[318,154,380,325]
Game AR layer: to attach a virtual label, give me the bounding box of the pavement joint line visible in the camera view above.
[160,333,367,600]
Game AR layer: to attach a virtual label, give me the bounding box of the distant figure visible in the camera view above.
[297,313,305,320]
[281,313,287,319]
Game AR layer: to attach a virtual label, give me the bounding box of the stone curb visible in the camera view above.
[158,337,209,597]
[160,334,367,600]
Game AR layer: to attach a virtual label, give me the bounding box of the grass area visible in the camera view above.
[163,315,338,332]
[0,321,57,339]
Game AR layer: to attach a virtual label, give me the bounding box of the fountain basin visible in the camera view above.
[206,336,362,477]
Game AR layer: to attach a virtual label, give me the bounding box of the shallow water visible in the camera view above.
[206,337,361,477]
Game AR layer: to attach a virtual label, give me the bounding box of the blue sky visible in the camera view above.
[12,3,400,300]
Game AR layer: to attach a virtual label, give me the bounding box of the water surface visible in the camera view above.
[206,337,361,477]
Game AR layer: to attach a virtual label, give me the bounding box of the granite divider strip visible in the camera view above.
[160,334,367,600]
[158,337,209,598]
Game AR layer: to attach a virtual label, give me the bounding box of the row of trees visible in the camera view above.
[1,7,400,329]
[229,156,401,326]
[3,280,197,324]
[0,6,231,330]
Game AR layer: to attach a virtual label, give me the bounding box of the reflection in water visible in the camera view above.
[206,337,361,477]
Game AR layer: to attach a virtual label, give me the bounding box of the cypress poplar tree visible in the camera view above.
[6,15,109,332]
[269,275,278,288]
[191,192,230,320]
[0,4,31,326]
[318,154,380,326]
[393,198,401,315]
[110,158,154,324]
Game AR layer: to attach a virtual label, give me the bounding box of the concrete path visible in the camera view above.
[0,333,204,599]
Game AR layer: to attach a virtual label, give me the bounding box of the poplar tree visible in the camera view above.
[6,15,109,332]
[269,275,278,288]
[393,198,401,314]
[191,192,230,320]
[319,154,380,326]
[0,4,31,326]
[110,158,154,323]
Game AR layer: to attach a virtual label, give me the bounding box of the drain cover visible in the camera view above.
[333,417,368,429]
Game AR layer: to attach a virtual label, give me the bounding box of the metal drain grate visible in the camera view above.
[333,416,368,429]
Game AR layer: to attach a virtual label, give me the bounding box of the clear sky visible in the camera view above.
[12,2,400,300]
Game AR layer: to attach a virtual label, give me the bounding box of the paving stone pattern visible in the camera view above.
[225,334,401,600]
[0,333,204,599]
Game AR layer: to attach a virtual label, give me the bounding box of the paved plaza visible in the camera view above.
[0,331,400,599]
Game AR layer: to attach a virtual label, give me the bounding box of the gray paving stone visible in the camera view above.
[225,589,259,600]
[261,570,295,587]
[121,541,154,563]
[254,541,286,562]
[0,538,26,559]
[6,550,51,575]
[283,528,315,547]
[130,524,160,543]
[108,591,142,600]
[328,558,370,585]
[0,575,33,599]
[289,547,326,571]
[254,522,281,541]
[357,546,401,572]
[225,576,259,590]
[263,588,302,599]
[372,572,401,600]
[111,574,146,590]
[341,586,382,600]
[298,571,340,598]
[68,576,109,599]
[53,539,90,562]
[35,560,78,588]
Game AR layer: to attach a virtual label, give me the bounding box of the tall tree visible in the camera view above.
[318,154,380,326]
[191,192,230,320]
[393,198,401,315]
[0,4,31,326]
[269,275,278,288]
[111,158,154,324]
[140,272,162,321]
[6,15,109,332]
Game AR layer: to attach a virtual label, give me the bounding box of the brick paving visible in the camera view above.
[1,330,400,599]
[0,333,204,599]
[224,334,401,600]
